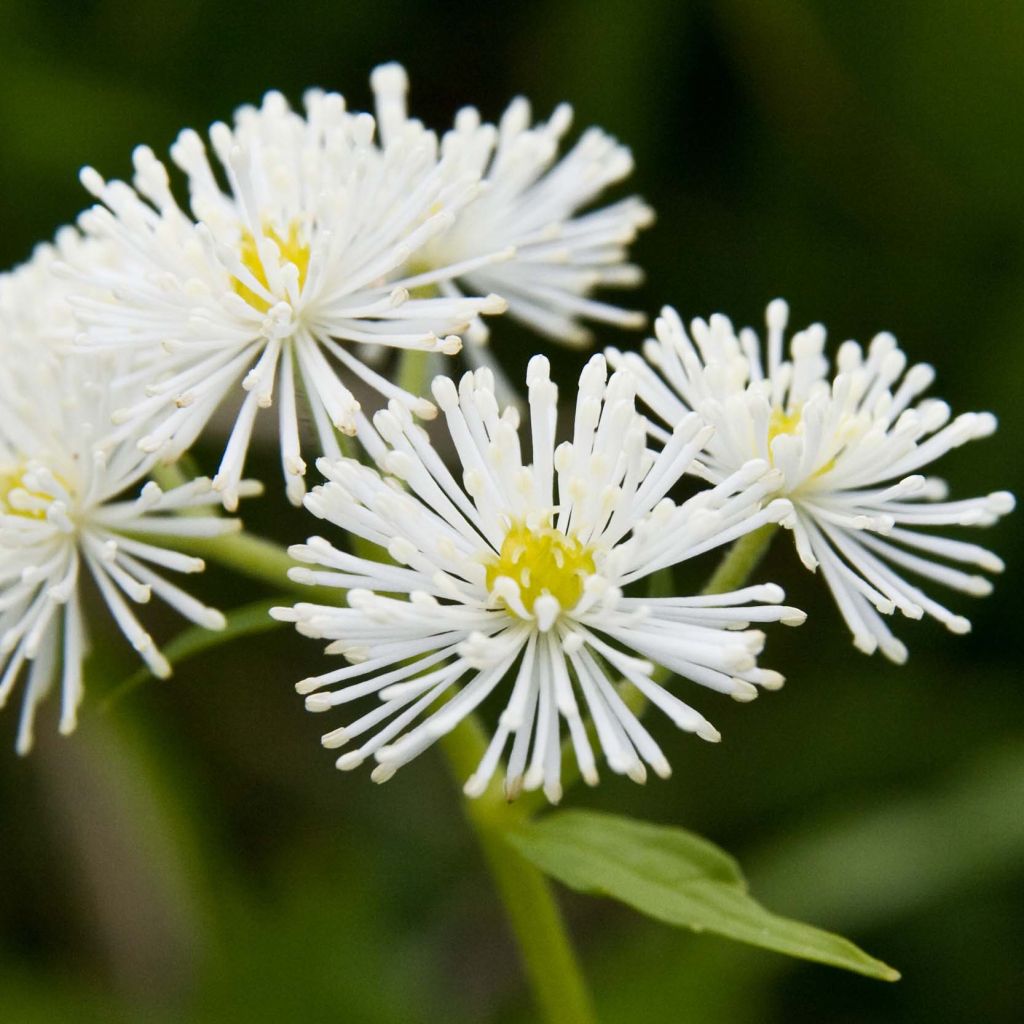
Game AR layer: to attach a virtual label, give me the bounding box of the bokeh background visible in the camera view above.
[1,1,1022,1021]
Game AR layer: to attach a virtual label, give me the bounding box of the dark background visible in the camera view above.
[1,1,1021,1021]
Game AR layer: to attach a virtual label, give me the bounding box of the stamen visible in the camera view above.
[484,519,596,618]
[0,464,71,522]
[232,222,311,312]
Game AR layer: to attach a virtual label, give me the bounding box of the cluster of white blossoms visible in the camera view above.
[275,294,1011,795]
[0,64,651,752]
[273,356,803,801]
[609,300,1015,661]
[0,64,1011,794]
[0,243,251,753]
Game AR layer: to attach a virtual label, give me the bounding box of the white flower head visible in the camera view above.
[371,63,653,357]
[273,355,802,802]
[611,300,1016,662]
[0,271,255,751]
[70,88,508,510]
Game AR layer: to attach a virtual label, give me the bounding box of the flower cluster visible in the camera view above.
[67,66,651,508]
[0,64,648,752]
[272,290,1009,795]
[0,64,1011,801]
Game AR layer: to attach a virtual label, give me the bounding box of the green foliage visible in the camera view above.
[508,809,899,981]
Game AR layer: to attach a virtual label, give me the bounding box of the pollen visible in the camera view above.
[767,405,803,446]
[233,222,311,312]
[485,520,596,616]
[0,465,55,520]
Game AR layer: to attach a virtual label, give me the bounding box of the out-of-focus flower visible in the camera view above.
[612,300,1015,661]
[0,259,254,751]
[371,63,652,391]
[273,355,800,802]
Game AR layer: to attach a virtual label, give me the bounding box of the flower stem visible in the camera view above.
[701,522,779,596]
[175,530,341,605]
[473,827,598,1024]
[440,720,598,1024]
[397,347,432,399]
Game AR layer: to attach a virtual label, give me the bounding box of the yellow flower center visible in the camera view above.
[0,465,56,520]
[485,521,596,616]
[233,222,311,312]
[766,405,836,479]
[767,405,803,446]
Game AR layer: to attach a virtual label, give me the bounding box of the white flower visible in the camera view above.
[69,89,507,510]
[0,296,252,752]
[371,63,653,363]
[611,300,1015,662]
[272,355,802,802]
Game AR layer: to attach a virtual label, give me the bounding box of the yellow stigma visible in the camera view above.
[233,222,311,312]
[0,465,55,520]
[767,405,803,445]
[485,521,596,616]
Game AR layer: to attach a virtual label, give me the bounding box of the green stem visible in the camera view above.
[174,531,342,606]
[397,347,431,398]
[701,523,779,596]
[475,831,597,1024]
[148,461,341,604]
[440,721,598,1024]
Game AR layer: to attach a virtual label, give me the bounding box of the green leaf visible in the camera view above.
[98,597,288,712]
[507,809,899,982]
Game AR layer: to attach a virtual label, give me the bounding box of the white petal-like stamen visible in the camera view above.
[614,300,1015,660]
[276,356,802,800]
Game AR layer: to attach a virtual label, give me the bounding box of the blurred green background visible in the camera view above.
[1,1,1022,1021]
